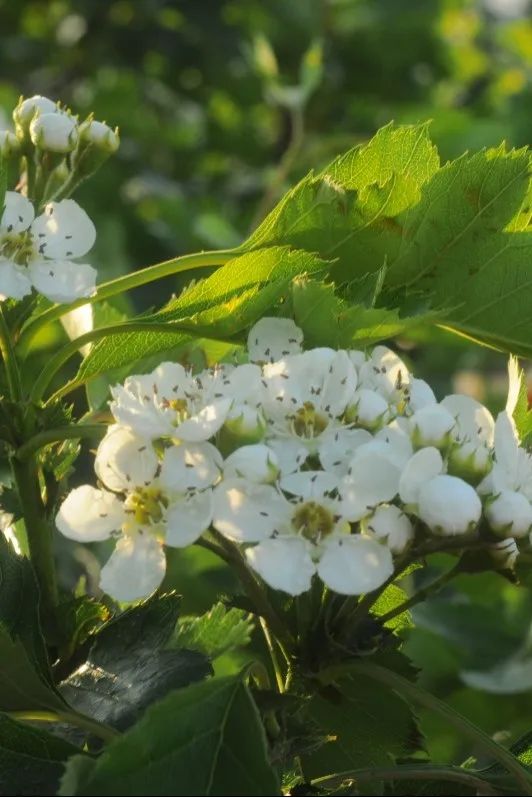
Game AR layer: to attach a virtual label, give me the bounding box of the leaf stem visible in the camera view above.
[259,618,285,693]
[0,306,22,400]
[9,709,119,744]
[310,763,499,794]
[317,660,532,795]
[18,248,237,355]
[16,424,107,461]
[378,562,462,626]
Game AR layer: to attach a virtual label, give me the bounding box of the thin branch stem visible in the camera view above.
[260,618,285,693]
[0,306,22,400]
[317,660,532,795]
[18,248,236,355]
[16,424,107,461]
[311,764,499,795]
[9,709,119,744]
[378,562,462,626]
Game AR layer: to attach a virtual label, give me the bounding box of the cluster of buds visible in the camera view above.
[0,95,119,303]
[56,317,532,601]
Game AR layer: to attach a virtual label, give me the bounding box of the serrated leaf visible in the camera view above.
[59,673,280,796]
[73,246,326,386]
[0,534,66,713]
[246,123,439,280]
[59,593,212,730]
[170,602,254,659]
[0,712,79,796]
[292,278,439,348]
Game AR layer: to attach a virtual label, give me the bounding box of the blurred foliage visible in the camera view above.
[5,0,532,774]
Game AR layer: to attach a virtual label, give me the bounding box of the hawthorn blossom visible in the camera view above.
[0,191,96,302]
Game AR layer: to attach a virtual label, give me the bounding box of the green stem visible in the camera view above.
[18,248,236,355]
[16,424,107,461]
[30,320,238,404]
[11,457,59,637]
[317,660,532,795]
[378,563,462,626]
[260,618,285,693]
[310,764,499,794]
[9,709,119,744]
[0,306,22,400]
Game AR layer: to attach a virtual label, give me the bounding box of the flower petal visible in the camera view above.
[95,426,158,491]
[1,191,34,233]
[160,442,222,491]
[56,485,125,541]
[165,490,213,547]
[318,427,373,475]
[399,447,443,504]
[340,452,401,521]
[223,444,279,483]
[29,259,96,303]
[245,537,315,595]
[441,394,495,446]
[212,478,289,542]
[365,504,414,553]
[31,199,96,259]
[418,475,481,536]
[99,533,166,602]
[280,470,338,500]
[317,535,394,595]
[177,398,232,442]
[0,258,32,300]
[247,317,303,363]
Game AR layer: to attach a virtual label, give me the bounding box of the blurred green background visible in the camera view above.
[5,0,532,768]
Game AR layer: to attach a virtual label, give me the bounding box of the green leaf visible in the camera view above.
[302,674,418,781]
[0,712,79,796]
[292,277,440,348]
[246,123,439,282]
[59,592,212,730]
[511,357,532,445]
[0,534,66,712]
[60,673,280,796]
[73,246,326,386]
[371,583,413,632]
[170,602,254,659]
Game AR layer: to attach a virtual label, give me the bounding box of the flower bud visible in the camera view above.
[14,95,57,131]
[486,490,532,538]
[365,504,414,553]
[447,441,492,484]
[224,444,280,484]
[408,378,436,412]
[418,474,481,536]
[0,130,19,158]
[488,537,519,570]
[345,388,389,430]
[410,405,455,449]
[79,119,120,154]
[30,112,79,153]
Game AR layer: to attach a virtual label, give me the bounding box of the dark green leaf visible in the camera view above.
[60,592,212,730]
[0,712,79,796]
[170,602,254,659]
[60,673,280,796]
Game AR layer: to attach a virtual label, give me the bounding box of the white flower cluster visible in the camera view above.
[56,318,532,602]
[0,95,119,303]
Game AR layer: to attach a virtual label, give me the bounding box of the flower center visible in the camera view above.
[292,500,334,542]
[0,230,35,265]
[125,487,166,526]
[161,397,190,425]
[290,401,328,439]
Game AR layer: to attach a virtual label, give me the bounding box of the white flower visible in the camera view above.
[417,475,482,536]
[345,388,390,430]
[0,192,96,303]
[56,431,218,601]
[448,440,492,483]
[339,447,401,521]
[486,490,532,538]
[399,447,444,505]
[317,427,373,475]
[410,404,456,448]
[213,471,392,596]
[261,348,357,465]
[441,394,495,446]
[365,504,414,553]
[30,112,78,153]
[79,120,120,153]
[480,411,532,500]
[110,362,234,441]
[408,378,436,412]
[247,317,303,363]
[223,444,279,483]
[14,95,58,129]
